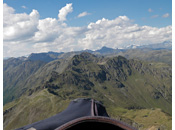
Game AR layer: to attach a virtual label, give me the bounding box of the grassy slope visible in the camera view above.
[108,107,172,130]
[4,89,172,130]
[4,90,70,130]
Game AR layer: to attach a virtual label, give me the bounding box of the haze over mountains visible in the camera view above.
[3,45,172,130]
[4,41,172,63]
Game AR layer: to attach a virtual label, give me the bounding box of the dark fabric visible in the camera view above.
[15,98,109,130]
[55,116,137,130]
[64,121,125,130]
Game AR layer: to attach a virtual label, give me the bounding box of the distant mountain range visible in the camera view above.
[125,41,172,50]
[4,42,172,67]
[4,41,172,60]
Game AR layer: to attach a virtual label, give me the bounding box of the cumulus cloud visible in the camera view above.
[3,3,39,41]
[77,11,90,18]
[3,3,14,14]
[33,18,61,43]
[3,3,172,58]
[78,16,172,50]
[58,3,73,21]
[32,18,87,53]
[3,3,86,57]
[162,13,169,18]
[148,8,153,12]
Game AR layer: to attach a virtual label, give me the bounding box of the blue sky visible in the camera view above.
[3,0,172,57]
[4,0,172,27]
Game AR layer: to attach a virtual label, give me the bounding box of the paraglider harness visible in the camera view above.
[16,98,137,130]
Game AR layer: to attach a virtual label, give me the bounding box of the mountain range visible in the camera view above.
[4,42,172,64]
[3,46,172,130]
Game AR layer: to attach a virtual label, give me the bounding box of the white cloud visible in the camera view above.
[33,18,61,43]
[148,8,153,12]
[3,3,14,14]
[3,3,172,58]
[162,13,169,18]
[77,11,90,18]
[58,3,73,21]
[3,4,39,41]
[151,15,159,18]
[22,5,27,9]
[78,16,172,50]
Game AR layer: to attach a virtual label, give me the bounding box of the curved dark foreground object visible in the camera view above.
[15,98,137,130]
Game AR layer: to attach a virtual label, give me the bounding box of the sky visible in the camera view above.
[3,0,172,57]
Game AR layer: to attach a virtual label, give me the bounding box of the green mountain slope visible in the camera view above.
[4,90,172,130]
[118,49,172,65]
[3,58,46,104]
[3,52,172,130]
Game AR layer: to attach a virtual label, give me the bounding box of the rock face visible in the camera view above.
[3,52,172,130]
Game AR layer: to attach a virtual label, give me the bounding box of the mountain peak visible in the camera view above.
[80,52,96,58]
[27,52,64,62]
[71,52,97,66]
[96,46,115,53]
[101,46,110,49]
